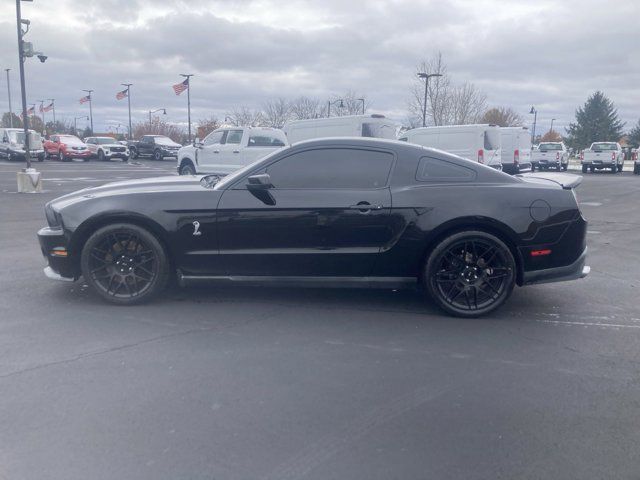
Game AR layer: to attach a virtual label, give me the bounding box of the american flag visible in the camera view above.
[43,102,54,112]
[116,89,128,100]
[39,103,44,113]
[172,78,189,96]
[79,95,91,104]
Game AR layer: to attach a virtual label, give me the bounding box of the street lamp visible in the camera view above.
[148,108,166,125]
[417,72,443,127]
[357,98,365,115]
[74,115,88,136]
[327,98,344,118]
[529,106,538,144]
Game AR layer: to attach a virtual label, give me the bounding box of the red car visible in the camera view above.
[43,135,92,162]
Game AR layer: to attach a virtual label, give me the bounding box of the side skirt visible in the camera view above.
[177,273,417,290]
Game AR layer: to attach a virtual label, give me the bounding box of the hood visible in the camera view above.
[49,175,204,210]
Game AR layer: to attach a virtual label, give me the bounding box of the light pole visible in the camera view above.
[5,69,12,127]
[148,108,166,125]
[74,115,88,136]
[37,99,45,132]
[47,98,55,125]
[529,106,538,144]
[82,89,93,134]
[327,98,344,118]
[179,73,193,142]
[357,98,365,115]
[550,118,556,134]
[121,83,132,139]
[417,72,442,127]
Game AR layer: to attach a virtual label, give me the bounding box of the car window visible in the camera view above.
[416,157,476,182]
[266,148,393,189]
[203,131,224,146]
[248,135,286,147]
[224,130,243,145]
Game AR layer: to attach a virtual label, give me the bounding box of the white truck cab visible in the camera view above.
[398,124,502,169]
[283,114,397,144]
[178,126,287,175]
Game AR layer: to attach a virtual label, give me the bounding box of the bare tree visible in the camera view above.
[289,96,325,120]
[481,107,523,127]
[196,115,220,139]
[261,97,292,128]
[329,90,370,116]
[133,118,184,142]
[225,106,265,127]
[408,52,487,126]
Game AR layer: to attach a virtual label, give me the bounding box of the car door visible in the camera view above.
[216,146,395,277]
[138,136,153,155]
[216,129,246,170]
[197,130,226,172]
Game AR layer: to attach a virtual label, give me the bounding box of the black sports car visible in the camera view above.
[37,138,589,317]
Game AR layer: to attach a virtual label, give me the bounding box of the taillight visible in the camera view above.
[556,152,560,160]
[580,152,584,160]
[477,149,484,164]
[514,149,519,164]
[611,152,616,161]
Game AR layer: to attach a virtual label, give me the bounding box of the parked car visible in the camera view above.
[43,134,91,161]
[84,137,129,161]
[531,142,569,171]
[128,135,182,161]
[398,124,503,169]
[0,128,45,162]
[177,127,287,175]
[283,114,397,144]
[581,142,624,173]
[37,137,589,317]
[500,126,532,174]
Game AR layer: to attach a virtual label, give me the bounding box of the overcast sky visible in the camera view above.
[1,0,638,134]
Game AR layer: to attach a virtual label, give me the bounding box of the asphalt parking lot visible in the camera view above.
[1,158,639,480]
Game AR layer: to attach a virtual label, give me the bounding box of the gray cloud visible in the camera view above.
[1,0,638,134]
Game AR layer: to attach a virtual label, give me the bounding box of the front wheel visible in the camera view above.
[634,164,640,175]
[129,148,138,160]
[80,223,170,305]
[618,163,623,172]
[179,160,196,175]
[153,149,163,161]
[98,150,106,161]
[424,231,516,317]
[562,164,568,171]
[581,164,588,173]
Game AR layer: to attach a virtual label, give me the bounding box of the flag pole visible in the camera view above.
[180,74,193,142]
[48,98,55,125]
[82,89,93,134]
[121,83,132,139]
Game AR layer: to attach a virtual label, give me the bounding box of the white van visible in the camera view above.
[500,126,532,174]
[398,124,502,169]
[283,114,397,144]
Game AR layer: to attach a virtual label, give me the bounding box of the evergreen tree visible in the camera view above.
[2,112,22,128]
[565,91,624,150]
[627,119,640,148]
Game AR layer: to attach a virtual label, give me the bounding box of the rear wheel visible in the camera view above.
[424,231,516,318]
[611,165,617,173]
[590,167,595,173]
[153,149,163,161]
[617,163,623,172]
[129,147,138,160]
[80,223,170,305]
[582,164,588,173]
[634,163,640,175]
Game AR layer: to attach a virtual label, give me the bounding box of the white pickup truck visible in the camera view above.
[177,127,288,175]
[581,142,624,173]
[531,142,568,171]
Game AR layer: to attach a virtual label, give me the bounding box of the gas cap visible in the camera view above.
[530,199,551,222]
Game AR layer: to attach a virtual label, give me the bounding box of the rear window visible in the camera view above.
[362,122,396,139]
[591,143,617,151]
[416,157,476,183]
[248,135,286,147]
[483,130,500,150]
[539,143,562,151]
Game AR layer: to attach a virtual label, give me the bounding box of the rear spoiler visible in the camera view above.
[517,172,583,190]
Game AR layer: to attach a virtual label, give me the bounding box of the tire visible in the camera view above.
[530,164,535,172]
[590,167,595,173]
[634,164,640,175]
[37,154,44,162]
[98,150,106,161]
[582,164,588,173]
[424,230,516,318]
[80,223,170,305]
[617,164,623,172]
[129,147,138,160]
[611,165,617,173]
[153,149,163,161]
[562,164,568,171]
[44,150,50,160]
[179,160,196,175]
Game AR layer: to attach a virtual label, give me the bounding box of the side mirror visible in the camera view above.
[246,173,273,190]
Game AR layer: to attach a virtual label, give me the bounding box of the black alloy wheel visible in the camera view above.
[425,231,516,317]
[81,223,170,305]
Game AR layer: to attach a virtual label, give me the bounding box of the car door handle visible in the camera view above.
[213,150,220,154]
[349,203,383,213]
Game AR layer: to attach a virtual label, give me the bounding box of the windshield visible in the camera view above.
[591,143,617,151]
[9,130,42,146]
[214,146,289,190]
[539,143,562,151]
[154,136,176,146]
[95,137,117,145]
[483,130,500,150]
